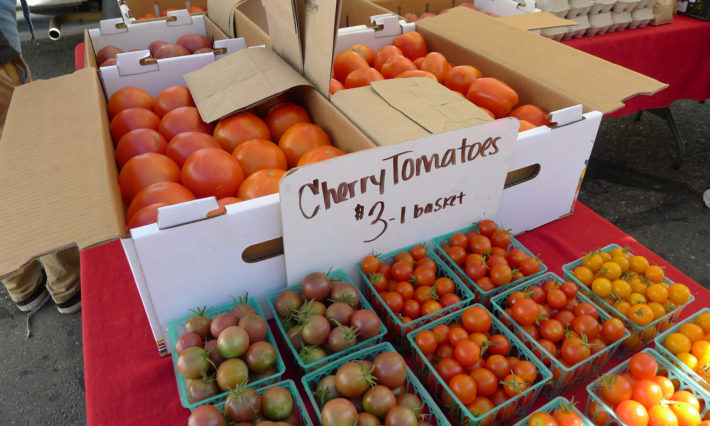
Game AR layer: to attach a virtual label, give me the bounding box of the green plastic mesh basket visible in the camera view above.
[562,244,694,358]
[491,272,629,399]
[406,304,553,425]
[586,348,710,425]
[167,297,285,410]
[431,224,547,307]
[513,396,595,426]
[357,241,474,351]
[267,269,387,374]
[301,341,448,425]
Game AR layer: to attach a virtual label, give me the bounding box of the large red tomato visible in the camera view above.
[166,131,221,167]
[107,87,154,118]
[126,181,196,222]
[392,31,428,61]
[508,104,551,127]
[264,103,311,141]
[181,148,245,198]
[126,202,168,230]
[158,106,213,141]
[114,128,167,169]
[231,139,287,176]
[466,77,519,118]
[296,145,344,166]
[153,86,195,117]
[332,50,369,83]
[110,107,161,143]
[213,112,271,153]
[237,169,286,200]
[278,123,332,168]
[118,153,181,205]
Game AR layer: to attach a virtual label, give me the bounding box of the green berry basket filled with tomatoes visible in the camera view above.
[431,219,547,307]
[267,269,387,374]
[562,244,694,359]
[491,272,630,399]
[358,242,475,351]
[167,295,286,411]
[301,341,448,426]
[654,307,710,395]
[513,396,595,426]
[586,348,710,426]
[190,379,313,425]
[407,304,552,425]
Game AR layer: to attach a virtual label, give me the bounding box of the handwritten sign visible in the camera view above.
[279,118,518,285]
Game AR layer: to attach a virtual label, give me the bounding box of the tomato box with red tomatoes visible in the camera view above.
[0,37,378,357]
[294,0,666,235]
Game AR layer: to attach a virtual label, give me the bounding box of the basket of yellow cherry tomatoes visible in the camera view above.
[562,244,693,358]
[655,308,710,394]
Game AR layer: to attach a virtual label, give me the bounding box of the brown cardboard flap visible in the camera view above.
[498,11,579,30]
[235,7,271,47]
[184,47,311,123]
[207,0,241,37]
[262,0,303,72]
[0,69,124,279]
[301,0,343,97]
[332,77,492,146]
[416,8,667,114]
[370,78,493,134]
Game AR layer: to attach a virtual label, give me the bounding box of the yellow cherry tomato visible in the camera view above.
[615,301,632,317]
[573,266,594,286]
[592,277,612,297]
[583,252,604,272]
[609,247,631,259]
[629,255,650,274]
[647,283,669,304]
[644,265,665,283]
[647,302,666,320]
[677,352,698,370]
[668,283,691,305]
[628,304,654,326]
[600,261,622,280]
[665,332,692,355]
[612,255,630,273]
[679,323,705,343]
[629,276,648,295]
[691,340,710,359]
[695,313,710,334]
[611,279,632,299]
[629,292,647,305]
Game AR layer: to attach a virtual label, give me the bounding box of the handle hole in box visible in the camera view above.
[242,237,284,263]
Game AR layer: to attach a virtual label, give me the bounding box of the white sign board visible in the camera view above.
[280,118,518,285]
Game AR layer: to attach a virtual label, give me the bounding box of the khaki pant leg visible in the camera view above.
[2,259,44,302]
[41,246,81,304]
[0,56,30,138]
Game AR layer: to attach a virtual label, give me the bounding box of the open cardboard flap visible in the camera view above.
[207,0,242,37]
[332,77,493,145]
[498,11,579,30]
[121,0,209,18]
[184,47,311,123]
[0,69,124,279]
[262,0,303,73]
[416,7,667,114]
[300,0,343,96]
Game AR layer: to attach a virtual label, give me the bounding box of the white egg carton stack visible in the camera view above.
[609,10,632,31]
[537,0,654,40]
[629,6,654,28]
[562,13,590,38]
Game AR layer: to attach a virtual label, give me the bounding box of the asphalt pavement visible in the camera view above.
[0,12,708,426]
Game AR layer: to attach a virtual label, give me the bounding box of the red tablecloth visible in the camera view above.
[81,202,710,425]
[562,15,710,117]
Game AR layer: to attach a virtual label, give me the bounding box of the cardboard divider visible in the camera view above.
[120,0,208,18]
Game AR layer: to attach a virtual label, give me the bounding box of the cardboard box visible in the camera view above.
[306,2,666,234]
[119,0,208,18]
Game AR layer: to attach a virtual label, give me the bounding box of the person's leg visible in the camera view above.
[41,246,81,313]
[2,259,50,311]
